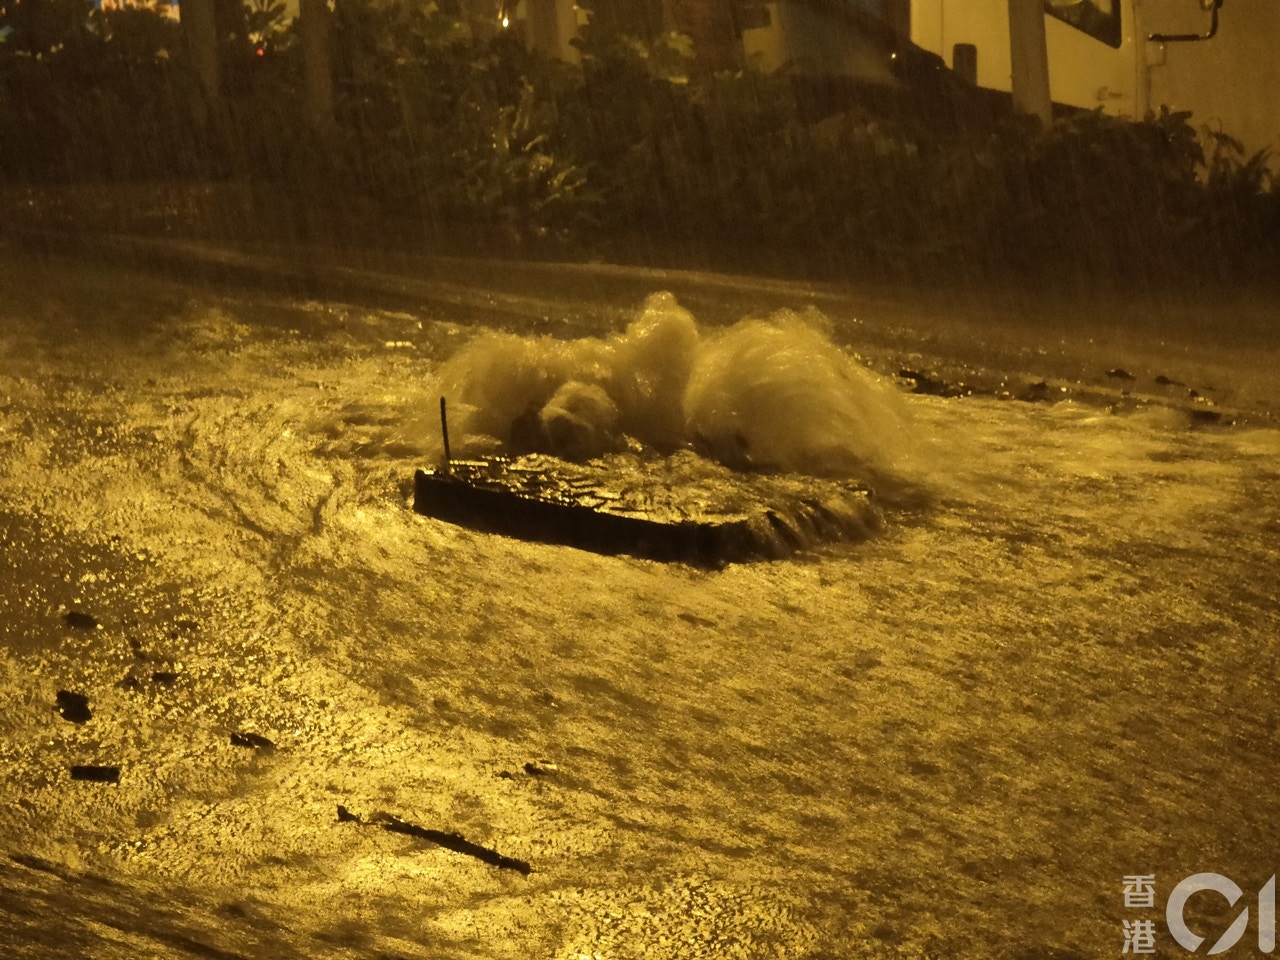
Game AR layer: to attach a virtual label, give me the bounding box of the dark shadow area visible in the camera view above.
[0,0,1276,295]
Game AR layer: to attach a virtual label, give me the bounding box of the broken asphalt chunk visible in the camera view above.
[230,732,276,751]
[63,610,99,630]
[897,369,952,396]
[336,804,360,823]
[55,690,92,724]
[1015,380,1050,403]
[1189,408,1225,425]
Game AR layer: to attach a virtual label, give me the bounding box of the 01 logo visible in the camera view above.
[1165,874,1276,954]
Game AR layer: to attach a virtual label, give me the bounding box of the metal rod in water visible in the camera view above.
[439,396,452,470]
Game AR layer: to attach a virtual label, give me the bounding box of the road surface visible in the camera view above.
[0,243,1277,959]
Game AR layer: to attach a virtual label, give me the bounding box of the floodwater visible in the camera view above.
[0,246,1277,959]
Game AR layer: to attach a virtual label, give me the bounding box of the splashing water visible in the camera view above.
[431,292,924,483]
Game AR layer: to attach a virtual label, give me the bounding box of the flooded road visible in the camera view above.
[1,247,1277,959]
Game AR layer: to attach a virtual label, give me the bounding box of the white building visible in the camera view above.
[516,0,1280,155]
[798,0,1279,154]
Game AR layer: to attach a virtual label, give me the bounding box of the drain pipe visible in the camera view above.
[1149,0,1222,42]
[439,397,452,473]
[1008,0,1053,127]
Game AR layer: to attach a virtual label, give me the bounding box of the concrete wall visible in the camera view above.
[1142,0,1280,156]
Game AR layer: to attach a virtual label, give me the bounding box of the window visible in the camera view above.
[1045,0,1122,48]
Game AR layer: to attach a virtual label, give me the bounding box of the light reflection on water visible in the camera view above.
[0,276,1277,959]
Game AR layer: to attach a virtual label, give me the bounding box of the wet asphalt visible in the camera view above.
[0,242,1277,959]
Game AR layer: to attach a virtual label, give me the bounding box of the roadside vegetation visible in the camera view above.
[1,0,1276,286]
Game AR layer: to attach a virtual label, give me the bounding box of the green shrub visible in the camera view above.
[0,0,1274,284]
[326,0,594,242]
[0,5,207,181]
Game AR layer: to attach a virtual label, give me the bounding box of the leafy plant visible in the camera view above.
[0,0,1274,283]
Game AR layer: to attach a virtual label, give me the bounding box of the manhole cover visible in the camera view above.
[413,452,879,565]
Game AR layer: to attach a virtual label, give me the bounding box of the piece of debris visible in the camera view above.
[1106,368,1136,380]
[63,610,99,630]
[1189,408,1225,426]
[897,369,954,397]
[337,805,531,875]
[523,759,559,777]
[377,815,533,875]
[1014,380,1050,403]
[230,732,276,751]
[677,612,716,628]
[70,765,119,783]
[55,690,92,724]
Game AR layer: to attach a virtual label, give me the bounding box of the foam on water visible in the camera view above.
[430,292,923,483]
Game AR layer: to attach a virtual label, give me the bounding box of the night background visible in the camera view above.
[1,0,1277,282]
